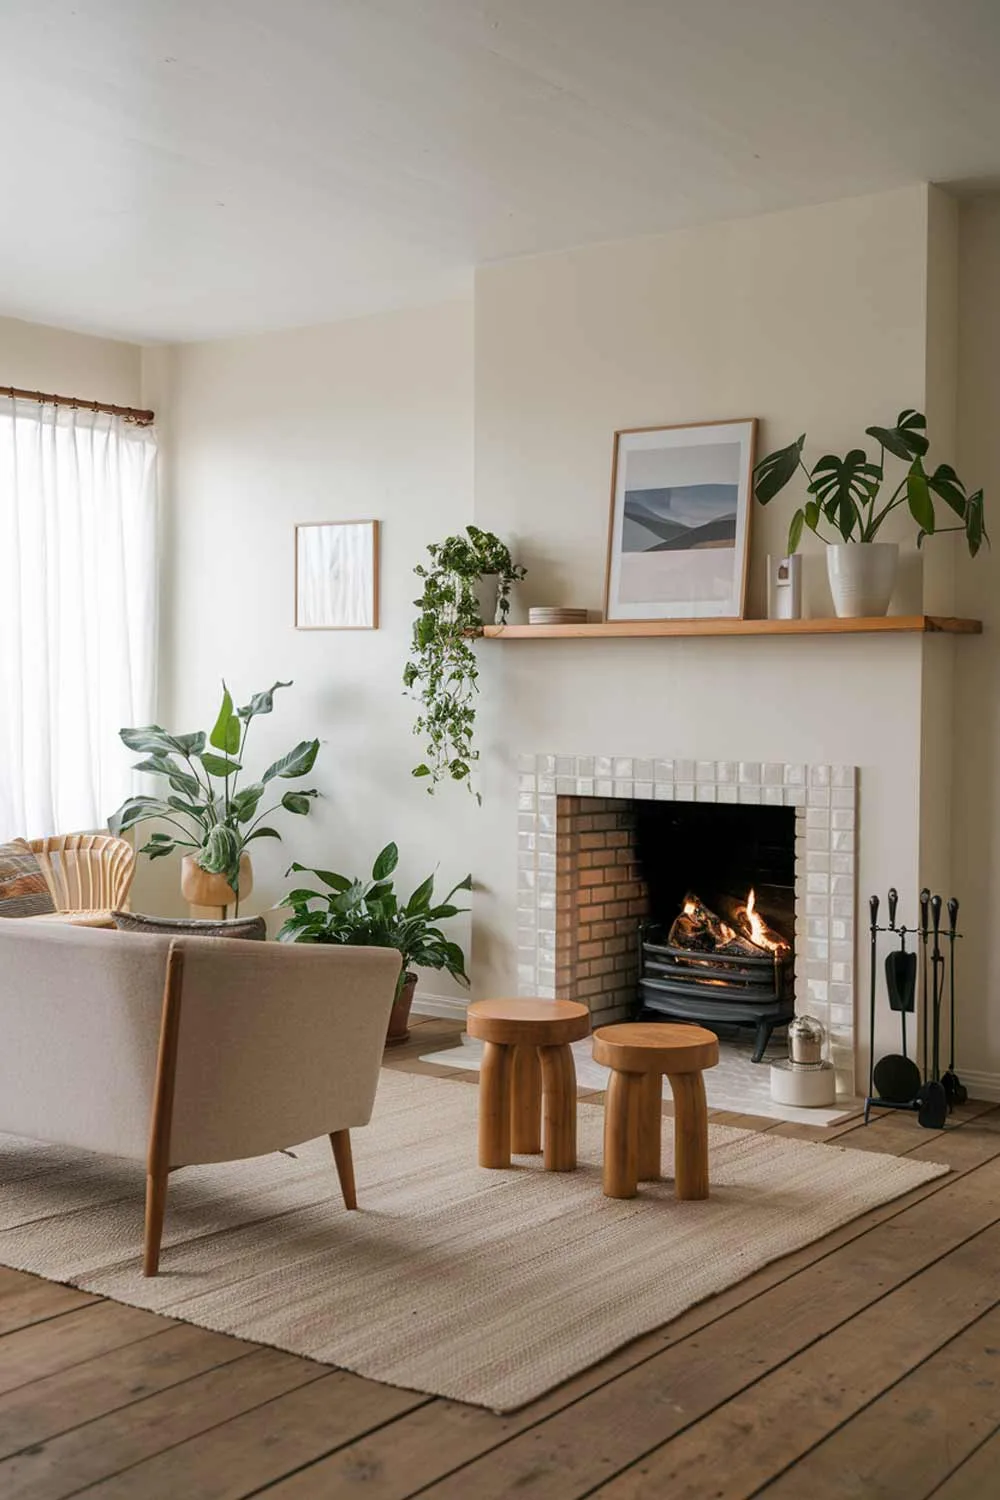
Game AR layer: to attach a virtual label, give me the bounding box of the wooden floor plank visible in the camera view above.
[73,1371,428,1499]
[0,1323,253,1461]
[0,1349,325,1500]
[579,1221,1000,1500]
[260,1152,1000,1500]
[754,1303,1000,1499]
[0,1303,167,1397]
[0,1277,98,1337]
[926,1423,1000,1500]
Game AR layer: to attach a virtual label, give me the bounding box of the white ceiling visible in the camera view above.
[2,0,1000,344]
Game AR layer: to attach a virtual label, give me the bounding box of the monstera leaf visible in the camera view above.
[753,435,805,504]
[865,409,928,463]
[808,449,880,539]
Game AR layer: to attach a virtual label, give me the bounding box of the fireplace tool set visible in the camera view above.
[864,887,965,1130]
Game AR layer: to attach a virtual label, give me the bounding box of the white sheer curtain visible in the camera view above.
[0,397,157,841]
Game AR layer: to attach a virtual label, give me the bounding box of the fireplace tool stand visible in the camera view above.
[864,887,963,1130]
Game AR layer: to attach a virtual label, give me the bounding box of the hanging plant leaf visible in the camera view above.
[753,435,805,504]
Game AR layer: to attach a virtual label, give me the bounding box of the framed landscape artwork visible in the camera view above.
[295,520,379,630]
[604,419,757,620]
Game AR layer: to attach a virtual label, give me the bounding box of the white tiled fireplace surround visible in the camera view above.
[516,754,859,1097]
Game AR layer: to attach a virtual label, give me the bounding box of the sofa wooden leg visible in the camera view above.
[143,1170,169,1277]
[330,1129,357,1210]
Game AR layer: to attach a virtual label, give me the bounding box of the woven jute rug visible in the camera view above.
[0,1072,946,1411]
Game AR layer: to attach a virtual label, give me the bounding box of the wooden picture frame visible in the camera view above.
[294,520,380,630]
[603,419,757,621]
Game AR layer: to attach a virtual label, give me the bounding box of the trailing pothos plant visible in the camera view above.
[108,681,320,901]
[403,525,526,798]
[277,841,471,1001]
[754,408,987,556]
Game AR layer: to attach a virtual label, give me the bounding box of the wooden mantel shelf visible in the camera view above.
[480,615,982,640]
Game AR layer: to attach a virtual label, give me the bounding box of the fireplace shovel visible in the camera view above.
[916,895,948,1129]
[873,916,920,1104]
[942,897,967,1106]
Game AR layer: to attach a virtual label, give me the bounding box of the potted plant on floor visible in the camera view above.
[108,682,320,914]
[404,525,526,797]
[753,409,987,617]
[277,842,471,1045]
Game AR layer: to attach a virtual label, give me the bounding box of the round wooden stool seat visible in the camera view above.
[467,999,590,1172]
[592,1022,719,1075]
[593,1023,719,1202]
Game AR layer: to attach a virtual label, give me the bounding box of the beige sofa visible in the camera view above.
[0,922,402,1274]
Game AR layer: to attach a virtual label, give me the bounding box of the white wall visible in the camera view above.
[471,185,952,1086]
[0,313,141,406]
[145,300,477,1006]
[954,194,1000,1096]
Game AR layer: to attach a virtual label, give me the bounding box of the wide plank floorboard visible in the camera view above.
[0,1019,995,1500]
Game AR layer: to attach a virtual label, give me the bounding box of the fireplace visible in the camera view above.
[516,755,858,1094]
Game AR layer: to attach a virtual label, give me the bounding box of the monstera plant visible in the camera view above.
[754,408,986,617]
[109,681,319,908]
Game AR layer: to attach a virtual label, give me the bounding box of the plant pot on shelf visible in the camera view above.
[826,542,898,618]
[386,971,417,1048]
[180,853,253,917]
[472,573,501,626]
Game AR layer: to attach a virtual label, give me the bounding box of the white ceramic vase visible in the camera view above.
[826,542,898,618]
[473,573,501,626]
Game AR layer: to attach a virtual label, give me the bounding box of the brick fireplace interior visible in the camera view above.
[555,794,796,1044]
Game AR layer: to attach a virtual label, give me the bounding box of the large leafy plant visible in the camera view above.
[109,681,319,900]
[403,525,526,797]
[754,408,987,557]
[277,842,471,1000]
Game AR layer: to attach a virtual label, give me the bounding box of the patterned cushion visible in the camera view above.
[0,840,57,918]
[111,910,267,941]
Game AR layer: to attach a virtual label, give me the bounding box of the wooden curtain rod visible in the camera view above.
[0,385,155,426]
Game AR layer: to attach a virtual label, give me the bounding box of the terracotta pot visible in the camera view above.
[180,853,253,915]
[385,971,417,1048]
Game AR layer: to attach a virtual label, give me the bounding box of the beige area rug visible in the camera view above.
[0,1072,947,1411]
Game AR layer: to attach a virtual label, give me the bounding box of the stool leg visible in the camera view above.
[638,1073,663,1181]
[538,1043,577,1171]
[479,1041,513,1168]
[668,1071,710,1200]
[603,1069,642,1198]
[510,1043,542,1154]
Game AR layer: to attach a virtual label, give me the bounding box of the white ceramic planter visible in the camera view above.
[826,542,898,618]
[473,573,501,626]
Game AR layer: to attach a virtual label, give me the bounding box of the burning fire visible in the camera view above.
[740,889,789,955]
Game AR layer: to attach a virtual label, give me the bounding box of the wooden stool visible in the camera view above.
[467,999,591,1171]
[593,1023,719,1201]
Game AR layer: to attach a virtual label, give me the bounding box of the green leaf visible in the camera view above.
[108,796,172,835]
[245,826,282,842]
[282,888,325,906]
[927,463,967,519]
[372,843,399,880]
[287,863,352,891]
[753,435,805,505]
[262,739,319,783]
[231,783,265,822]
[907,458,935,534]
[120,725,204,758]
[786,509,805,555]
[865,409,928,463]
[280,791,314,815]
[209,685,241,755]
[966,489,985,557]
[199,752,243,779]
[237,681,293,720]
[807,450,879,539]
[406,874,435,914]
[140,840,176,861]
[411,764,432,778]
